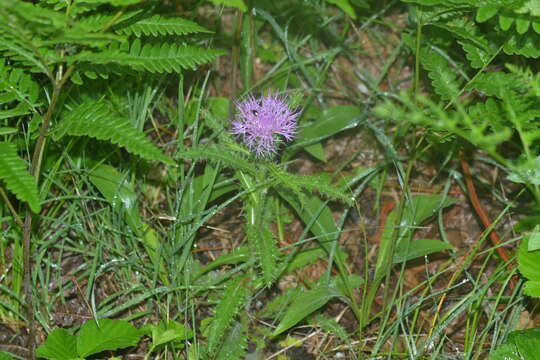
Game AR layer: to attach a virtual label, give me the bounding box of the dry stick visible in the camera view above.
[426,152,514,343]
[459,151,511,264]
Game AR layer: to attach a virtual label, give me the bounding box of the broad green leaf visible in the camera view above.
[272,284,341,336]
[36,329,78,360]
[393,239,453,263]
[518,235,540,297]
[487,327,540,360]
[197,246,249,276]
[476,5,499,22]
[0,142,40,213]
[402,195,456,227]
[297,106,363,157]
[324,0,357,19]
[89,164,137,213]
[150,320,193,348]
[209,0,247,11]
[77,319,142,357]
[529,225,540,251]
[284,247,327,274]
[303,142,326,162]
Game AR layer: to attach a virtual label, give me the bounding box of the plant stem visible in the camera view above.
[22,65,74,359]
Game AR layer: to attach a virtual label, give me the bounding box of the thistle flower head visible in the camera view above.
[231,93,299,157]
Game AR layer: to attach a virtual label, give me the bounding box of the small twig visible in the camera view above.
[0,186,24,228]
[459,151,511,263]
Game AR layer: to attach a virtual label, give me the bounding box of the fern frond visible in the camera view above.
[0,62,40,108]
[0,142,40,213]
[476,0,540,34]
[206,275,249,357]
[0,28,53,76]
[465,72,523,98]
[74,39,225,73]
[374,93,512,153]
[419,45,462,100]
[116,14,212,37]
[433,23,492,69]
[56,101,173,165]
[503,31,540,58]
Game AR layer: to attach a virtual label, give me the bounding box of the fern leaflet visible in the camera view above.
[0,142,40,213]
[116,14,212,37]
[74,39,226,73]
[56,101,173,165]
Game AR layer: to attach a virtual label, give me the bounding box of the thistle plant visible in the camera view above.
[232,94,299,157]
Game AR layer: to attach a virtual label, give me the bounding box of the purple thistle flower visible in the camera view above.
[231,94,299,157]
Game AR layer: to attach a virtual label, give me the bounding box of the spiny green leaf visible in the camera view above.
[267,164,353,204]
[246,224,278,286]
[57,101,173,165]
[0,142,40,213]
[177,145,256,174]
[272,284,341,336]
[215,319,248,360]
[207,275,249,356]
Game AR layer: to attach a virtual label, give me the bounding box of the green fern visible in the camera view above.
[477,0,540,34]
[419,45,462,100]
[55,101,174,165]
[206,275,249,357]
[73,39,225,73]
[0,142,40,213]
[0,62,40,119]
[374,93,512,154]
[116,14,212,37]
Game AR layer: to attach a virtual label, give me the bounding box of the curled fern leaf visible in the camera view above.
[57,101,173,165]
[116,14,212,37]
[0,142,40,213]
